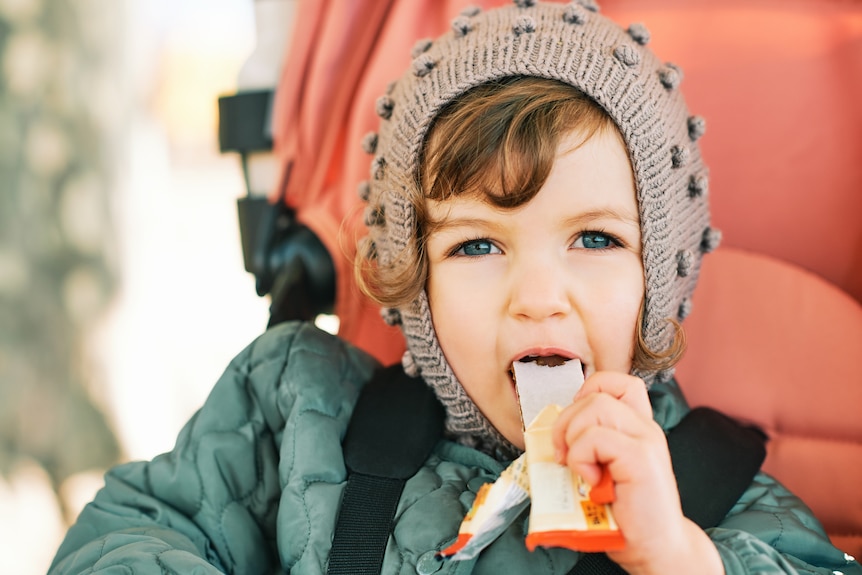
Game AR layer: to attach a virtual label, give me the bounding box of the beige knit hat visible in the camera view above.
[359,0,717,459]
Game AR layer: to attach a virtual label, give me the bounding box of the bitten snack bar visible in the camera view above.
[514,358,625,553]
[512,357,584,430]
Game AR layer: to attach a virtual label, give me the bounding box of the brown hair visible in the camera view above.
[356,76,684,372]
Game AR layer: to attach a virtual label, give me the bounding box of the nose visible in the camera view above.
[507,259,573,320]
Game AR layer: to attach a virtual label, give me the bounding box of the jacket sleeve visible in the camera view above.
[48,322,378,574]
[709,471,862,575]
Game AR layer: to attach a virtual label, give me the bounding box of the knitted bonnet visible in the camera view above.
[359,0,717,458]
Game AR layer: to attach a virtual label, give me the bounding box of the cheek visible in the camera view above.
[428,274,487,346]
[427,262,497,325]
[426,267,499,383]
[612,258,644,320]
[589,264,644,367]
[427,271,466,356]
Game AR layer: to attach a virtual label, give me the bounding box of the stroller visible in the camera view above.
[218,0,862,557]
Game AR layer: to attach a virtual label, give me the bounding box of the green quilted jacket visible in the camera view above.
[49,322,861,574]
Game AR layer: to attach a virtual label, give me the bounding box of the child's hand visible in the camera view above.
[551,372,724,575]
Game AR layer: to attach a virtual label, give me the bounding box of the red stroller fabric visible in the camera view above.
[270,0,518,366]
[269,1,862,554]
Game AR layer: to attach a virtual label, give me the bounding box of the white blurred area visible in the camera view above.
[1,1,299,572]
[97,0,270,462]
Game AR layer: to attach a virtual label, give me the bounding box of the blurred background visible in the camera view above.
[0,0,277,572]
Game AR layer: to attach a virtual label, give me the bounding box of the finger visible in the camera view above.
[574,371,652,418]
[563,420,669,486]
[563,425,636,485]
[553,390,652,456]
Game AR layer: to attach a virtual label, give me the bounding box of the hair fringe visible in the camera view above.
[355,234,427,308]
[633,317,687,373]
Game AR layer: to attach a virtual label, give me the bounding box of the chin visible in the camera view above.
[498,421,526,451]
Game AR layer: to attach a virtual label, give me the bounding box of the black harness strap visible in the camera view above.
[327,475,404,575]
[569,554,626,575]
[667,407,767,529]
[327,364,444,575]
[568,407,767,575]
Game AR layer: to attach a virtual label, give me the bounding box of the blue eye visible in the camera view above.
[574,231,617,249]
[454,239,500,256]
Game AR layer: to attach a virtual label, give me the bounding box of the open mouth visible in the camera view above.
[509,355,586,380]
[518,354,568,367]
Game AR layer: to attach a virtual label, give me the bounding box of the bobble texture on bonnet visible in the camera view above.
[360,0,715,459]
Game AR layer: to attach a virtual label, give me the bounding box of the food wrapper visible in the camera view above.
[438,454,530,560]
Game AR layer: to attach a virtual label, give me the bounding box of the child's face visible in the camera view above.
[425,128,644,449]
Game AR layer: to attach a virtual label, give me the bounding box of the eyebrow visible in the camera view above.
[564,208,640,227]
[426,207,640,234]
[425,216,504,235]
